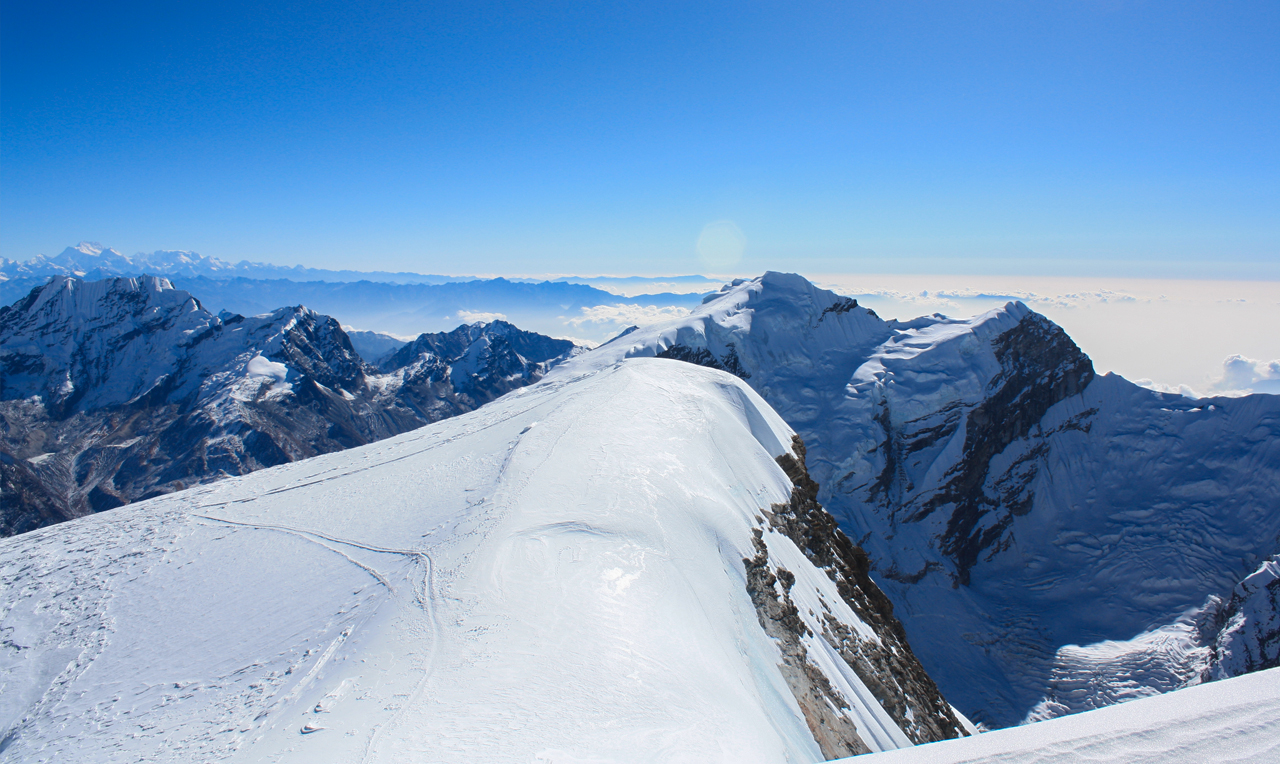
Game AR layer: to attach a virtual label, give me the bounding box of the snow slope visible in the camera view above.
[0,359,963,762]
[578,272,1280,727]
[844,665,1280,764]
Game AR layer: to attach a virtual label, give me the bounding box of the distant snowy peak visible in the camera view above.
[0,243,218,280]
[0,242,258,281]
[591,271,894,384]
[0,243,467,285]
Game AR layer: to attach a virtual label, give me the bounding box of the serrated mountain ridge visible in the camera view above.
[0,276,576,534]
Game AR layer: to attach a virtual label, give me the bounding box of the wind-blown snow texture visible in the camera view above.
[0,359,961,762]
[844,665,1280,763]
[0,277,575,534]
[584,272,1280,728]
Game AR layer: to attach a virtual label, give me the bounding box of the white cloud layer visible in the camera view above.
[813,274,1280,396]
[1211,355,1280,395]
[1132,379,1203,398]
[456,310,507,324]
[567,304,691,328]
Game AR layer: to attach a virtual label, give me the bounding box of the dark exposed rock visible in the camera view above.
[743,528,872,759]
[818,297,859,323]
[744,434,967,754]
[767,435,968,746]
[655,342,751,380]
[924,313,1094,584]
[0,451,66,536]
[860,312,1096,586]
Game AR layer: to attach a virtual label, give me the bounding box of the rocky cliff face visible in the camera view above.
[748,434,966,752]
[0,277,575,536]
[879,311,1096,585]
[1206,554,1280,680]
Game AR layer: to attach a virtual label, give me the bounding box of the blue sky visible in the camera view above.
[3,1,1277,277]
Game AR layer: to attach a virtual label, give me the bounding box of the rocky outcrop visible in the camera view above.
[656,342,750,379]
[744,528,872,759]
[744,435,967,757]
[1206,555,1280,680]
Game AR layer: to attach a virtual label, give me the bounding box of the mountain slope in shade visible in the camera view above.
[580,272,1280,727]
[0,277,575,535]
[0,359,964,762]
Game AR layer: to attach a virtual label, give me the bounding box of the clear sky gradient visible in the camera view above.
[3,1,1277,277]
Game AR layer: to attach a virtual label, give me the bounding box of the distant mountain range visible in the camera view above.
[0,243,708,341]
[0,276,578,535]
[0,242,472,284]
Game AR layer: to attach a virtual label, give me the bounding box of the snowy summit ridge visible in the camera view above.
[0,355,965,761]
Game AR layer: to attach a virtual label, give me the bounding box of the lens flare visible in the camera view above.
[696,220,745,271]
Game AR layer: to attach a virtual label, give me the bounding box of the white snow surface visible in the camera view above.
[0,358,908,762]
[843,665,1280,764]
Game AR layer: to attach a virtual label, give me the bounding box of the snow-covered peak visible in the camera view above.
[0,277,362,415]
[1,243,237,281]
[46,243,136,275]
[568,272,1280,729]
[137,249,238,276]
[71,241,107,256]
[1,276,216,413]
[579,272,892,387]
